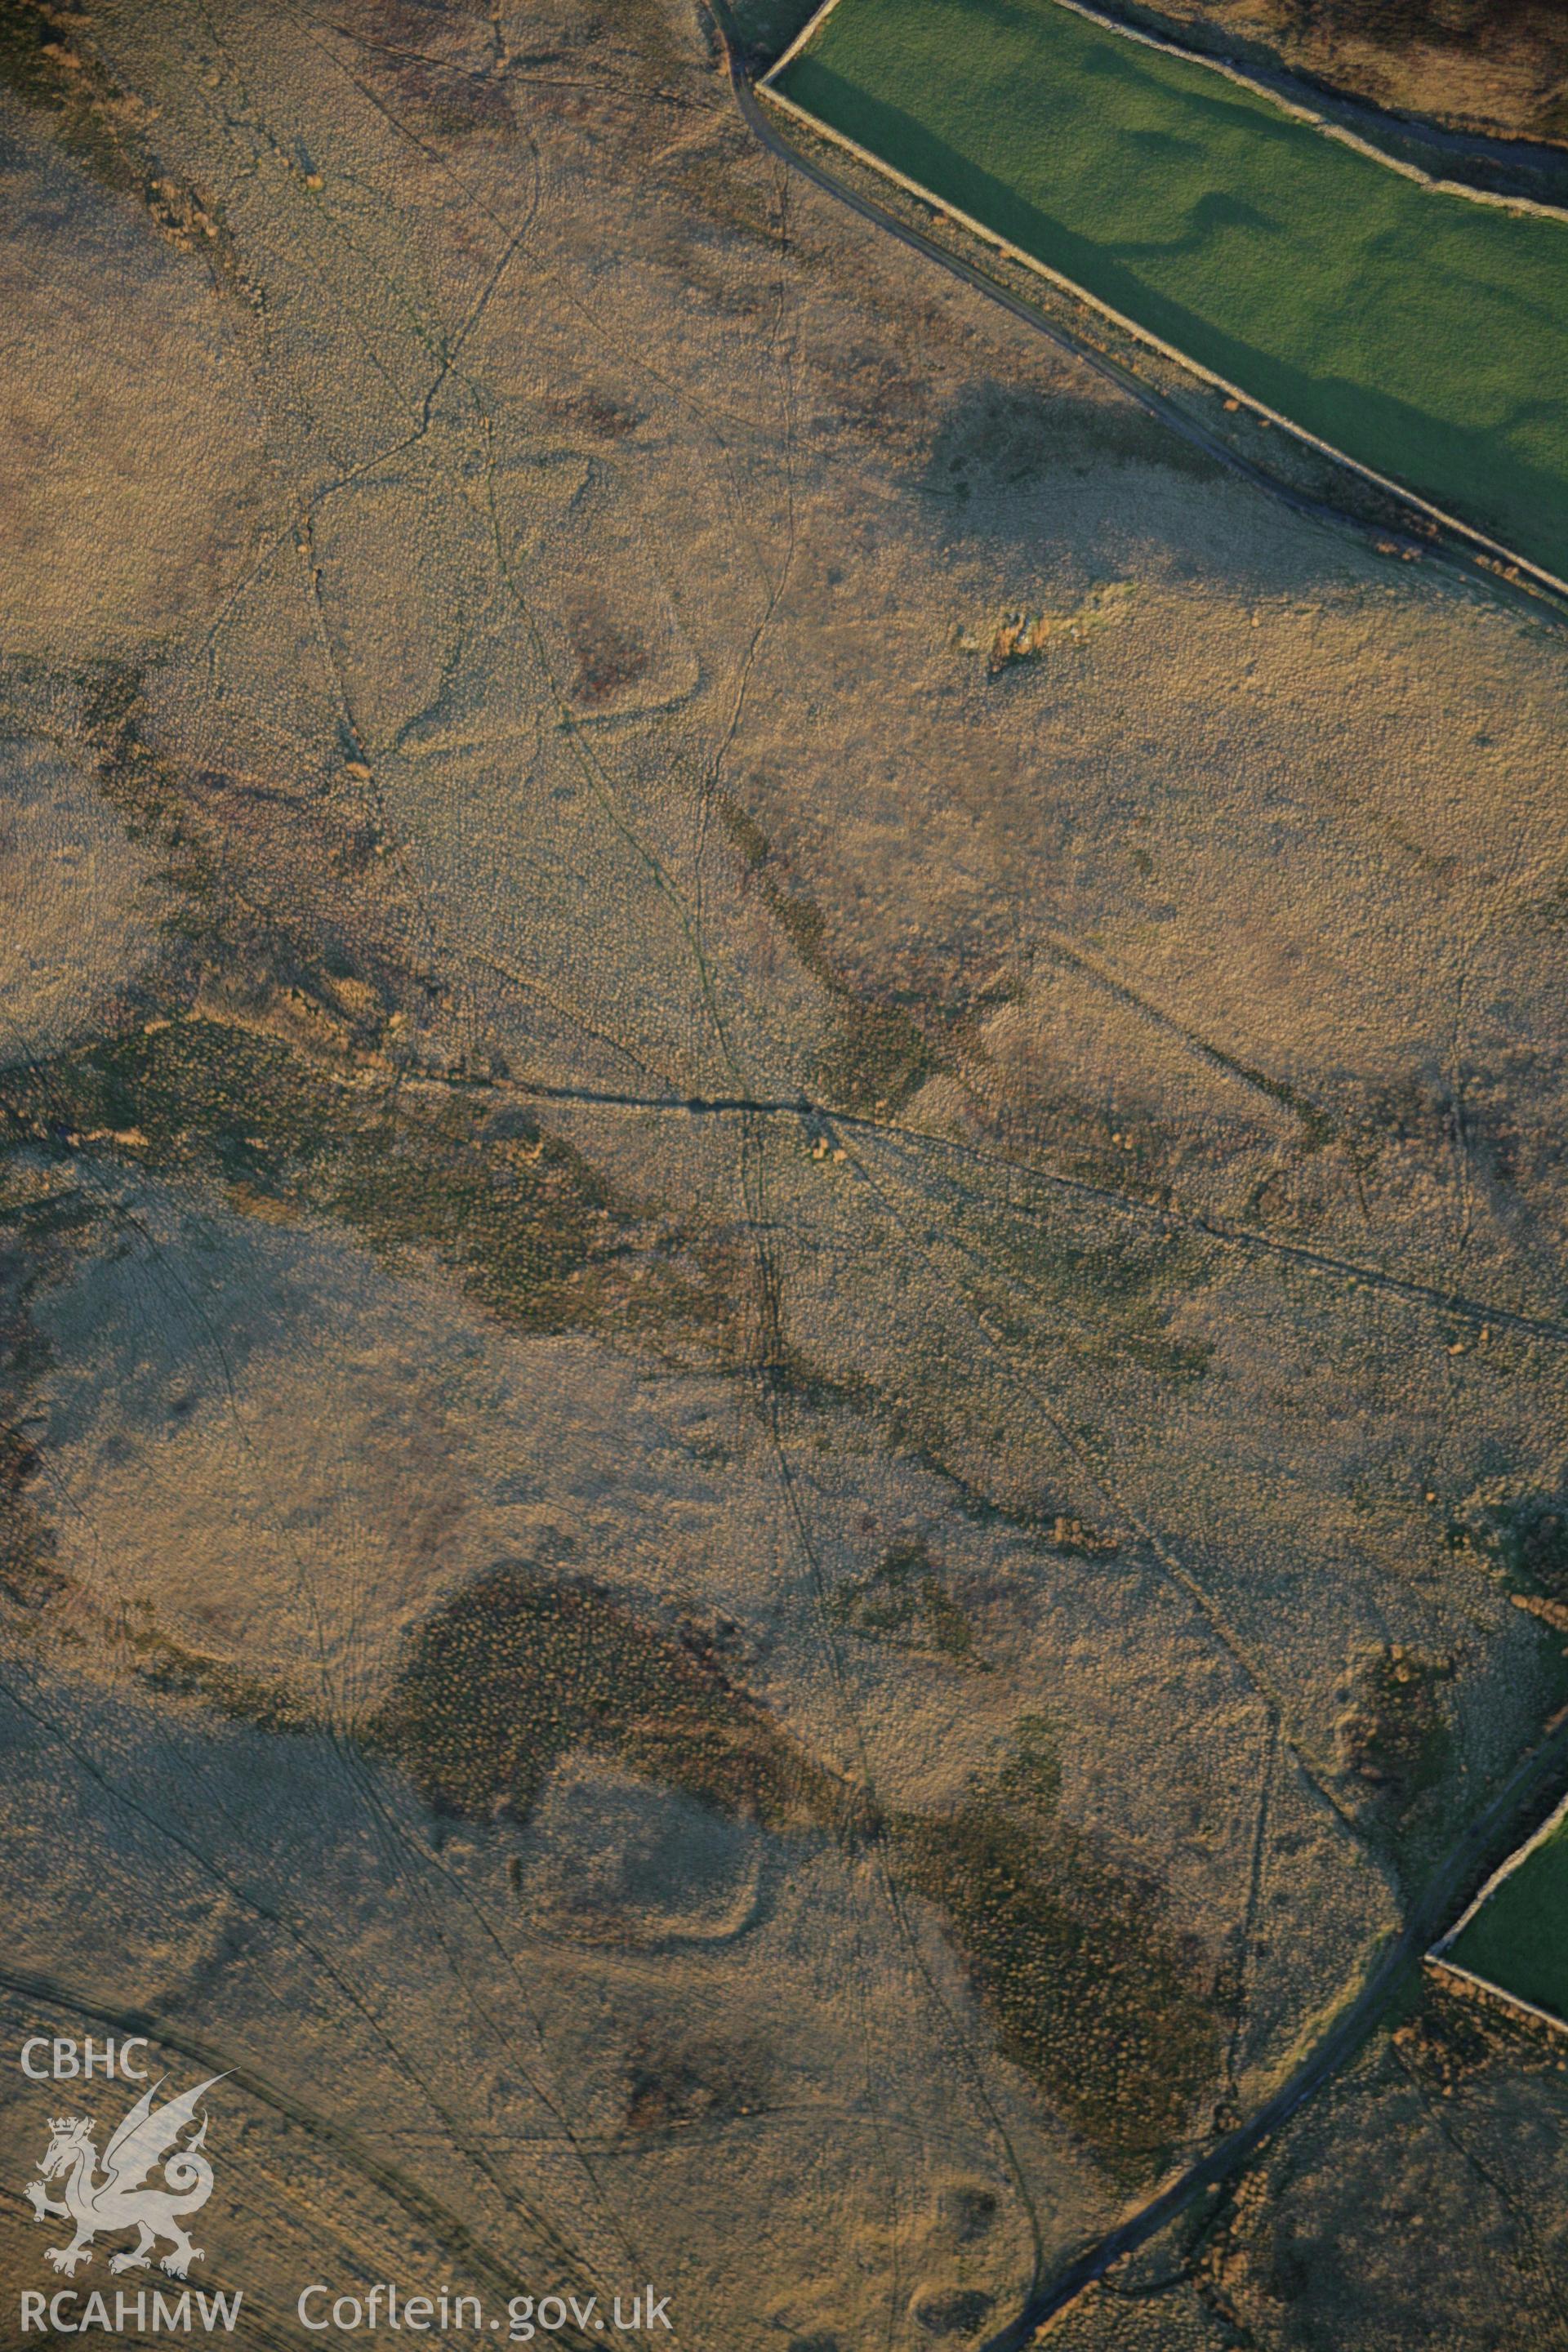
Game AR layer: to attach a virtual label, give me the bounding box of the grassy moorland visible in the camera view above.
[769,0,1568,581]
[1448,1808,1568,2022]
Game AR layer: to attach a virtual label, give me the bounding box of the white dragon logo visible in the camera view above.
[24,2075,223,2279]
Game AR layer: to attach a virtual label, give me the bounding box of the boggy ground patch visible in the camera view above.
[826,1538,982,1664]
[1337,1643,1453,1817]
[0,1166,90,1609]
[622,2026,773,2135]
[127,1618,314,1735]
[1452,1484,1568,1604]
[0,2,146,196]
[719,791,938,1116]
[565,596,654,706]
[0,1018,733,1343]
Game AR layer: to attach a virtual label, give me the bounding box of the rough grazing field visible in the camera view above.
[1449,1805,1568,2021]
[771,0,1568,580]
[3,2,1568,2348]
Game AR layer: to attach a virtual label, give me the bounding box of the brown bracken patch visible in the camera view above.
[363,1566,850,1833]
[568,600,653,705]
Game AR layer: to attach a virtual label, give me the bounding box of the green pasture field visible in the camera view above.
[768,0,1568,583]
[1447,1808,1568,2023]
